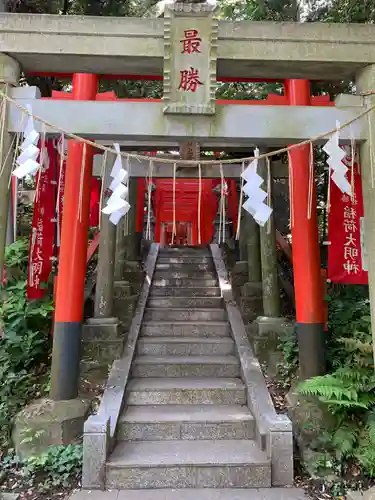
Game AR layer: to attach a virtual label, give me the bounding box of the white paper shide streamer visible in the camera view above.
[323,121,352,195]
[241,148,273,227]
[101,143,130,225]
[12,105,41,179]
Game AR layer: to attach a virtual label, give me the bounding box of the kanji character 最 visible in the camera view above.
[178,67,203,93]
[181,29,202,54]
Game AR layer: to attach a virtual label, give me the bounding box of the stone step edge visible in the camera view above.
[106,440,269,468]
[127,378,245,390]
[69,488,306,500]
[138,337,233,344]
[133,355,240,365]
[119,404,254,423]
[145,306,225,312]
[142,320,229,325]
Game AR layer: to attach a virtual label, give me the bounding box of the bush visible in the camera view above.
[0,239,54,452]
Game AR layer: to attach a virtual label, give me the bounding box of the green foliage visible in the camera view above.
[0,240,53,452]
[1,445,83,493]
[25,445,83,491]
[277,327,298,387]
[296,285,375,477]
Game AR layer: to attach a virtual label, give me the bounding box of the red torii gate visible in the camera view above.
[26,70,330,398]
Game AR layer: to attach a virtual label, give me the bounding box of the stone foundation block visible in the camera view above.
[250,317,294,377]
[113,294,137,325]
[240,296,263,323]
[242,281,263,298]
[230,261,249,297]
[113,281,132,300]
[12,398,90,459]
[82,318,124,364]
[82,317,121,342]
[82,339,124,363]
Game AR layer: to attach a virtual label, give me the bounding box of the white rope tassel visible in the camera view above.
[29,227,37,286]
[35,122,47,204]
[350,135,356,202]
[307,142,314,219]
[266,157,272,235]
[146,160,154,240]
[78,143,86,223]
[235,162,245,241]
[368,110,375,189]
[0,88,8,179]
[219,163,226,244]
[9,113,24,188]
[125,156,131,236]
[98,150,107,230]
[172,162,177,245]
[56,134,65,247]
[198,163,202,245]
[288,151,295,228]
[327,162,332,215]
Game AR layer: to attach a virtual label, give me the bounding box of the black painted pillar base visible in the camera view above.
[296,322,326,380]
[50,322,82,401]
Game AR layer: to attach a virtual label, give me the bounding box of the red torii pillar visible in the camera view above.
[50,74,98,401]
[285,79,326,379]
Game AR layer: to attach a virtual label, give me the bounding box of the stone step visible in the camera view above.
[158,252,211,258]
[156,262,214,271]
[157,257,213,264]
[141,321,231,338]
[106,440,271,489]
[154,270,217,279]
[117,404,255,441]
[126,378,246,405]
[69,488,307,500]
[131,355,240,378]
[159,247,210,254]
[152,278,218,287]
[137,337,234,356]
[147,296,223,309]
[150,286,221,297]
[144,308,227,322]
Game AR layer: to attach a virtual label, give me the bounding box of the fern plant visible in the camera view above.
[297,285,375,477]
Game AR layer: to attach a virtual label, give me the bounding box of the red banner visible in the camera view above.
[328,146,368,285]
[27,141,57,300]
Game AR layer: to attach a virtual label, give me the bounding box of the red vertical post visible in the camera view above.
[285,79,326,378]
[50,74,98,400]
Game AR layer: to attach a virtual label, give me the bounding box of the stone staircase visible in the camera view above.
[105,246,272,490]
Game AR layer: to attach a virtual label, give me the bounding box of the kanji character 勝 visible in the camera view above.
[178,67,203,92]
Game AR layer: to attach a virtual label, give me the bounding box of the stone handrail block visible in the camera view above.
[82,243,159,490]
[210,244,293,487]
